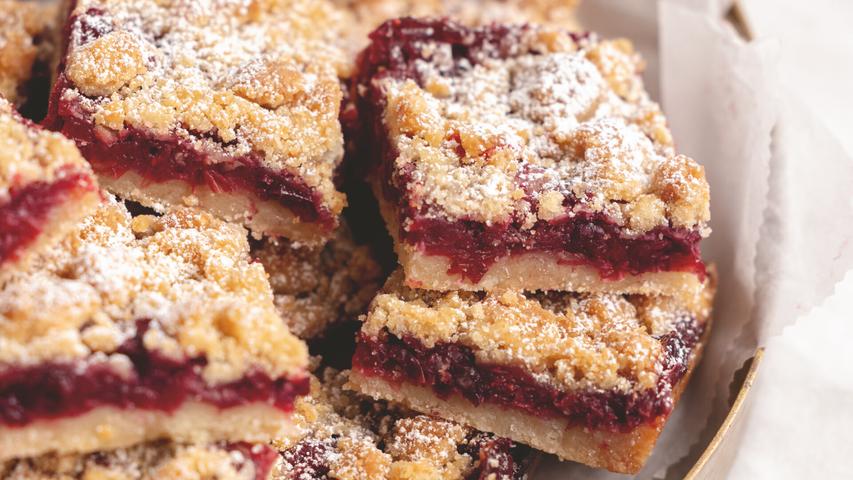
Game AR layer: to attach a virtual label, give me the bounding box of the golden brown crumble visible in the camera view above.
[276,368,516,480]
[0,0,55,107]
[1,441,264,479]
[0,98,94,202]
[333,0,581,59]
[0,197,307,384]
[252,224,384,339]
[61,0,347,216]
[377,29,710,232]
[361,271,714,393]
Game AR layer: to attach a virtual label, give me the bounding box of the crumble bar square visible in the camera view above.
[355,18,711,294]
[46,0,350,243]
[350,269,715,473]
[0,198,310,460]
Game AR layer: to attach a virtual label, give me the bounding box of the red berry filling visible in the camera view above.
[354,18,705,283]
[0,321,309,427]
[352,316,704,433]
[0,169,96,266]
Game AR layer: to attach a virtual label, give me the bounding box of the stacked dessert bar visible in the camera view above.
[347,18,715,473]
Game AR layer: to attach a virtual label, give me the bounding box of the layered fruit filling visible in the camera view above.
[352,316,705,433]
[279,430,531,480]
[0,169,96,265]
[44,78,335,232]
[397,198,705,283]
[0,320,309,427]
[355,18,707,283]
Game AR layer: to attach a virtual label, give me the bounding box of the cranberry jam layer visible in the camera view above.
[276,367,533,480]
[350,271,714,473]
[45,0,350,242]
[354,18,711,293]
[0,97,99,276]
[0,200,309,460]
[0,319,309,428]
[1,441,279,480]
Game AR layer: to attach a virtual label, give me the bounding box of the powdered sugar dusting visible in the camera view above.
[277,368,528,479]
[375,24,710,232]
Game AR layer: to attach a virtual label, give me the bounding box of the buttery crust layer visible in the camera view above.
[0,402,299,462]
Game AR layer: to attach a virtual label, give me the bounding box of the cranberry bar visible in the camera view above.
[276,368,534,479]
[253,224,384,339]
[0,0,57,114]
[350,270,715,473]
[0,199,310,460]
[2,441,279,480]
[45,0,348,243]
[0,97,99,279]
[355,18,711,294]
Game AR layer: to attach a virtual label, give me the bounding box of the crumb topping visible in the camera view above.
[0,197,307,384]
[278,369,518,480]
[1,441,262,479]
[253,224,384,339]
[0,0,55,107]
[362,271,714,393]
[372,24,710,232]
[61,0,347,214]
[0,98,93,203]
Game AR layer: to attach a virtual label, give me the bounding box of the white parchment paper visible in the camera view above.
[536,0,853,478]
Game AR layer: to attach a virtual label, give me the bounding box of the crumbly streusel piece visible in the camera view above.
[350,270,715,473]
[0,97,99,280]
[0,441,279,480]
[356,18,710,294]
[0,0,57,112]
[45,0,349,243]
[275,368,533,480]
[0,198,309,460]
[253,224,384,339]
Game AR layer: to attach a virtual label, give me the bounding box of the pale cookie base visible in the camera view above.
[0,184,99,282]
[0,401,299,461]
[372,181,703,295]
[101,170,333,244]
[349,325,707,474]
